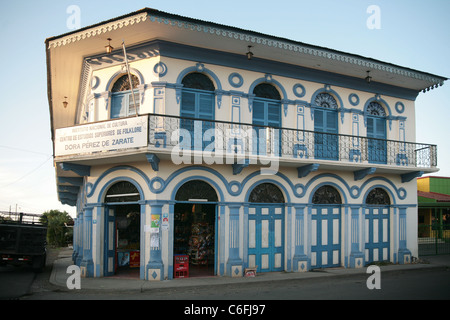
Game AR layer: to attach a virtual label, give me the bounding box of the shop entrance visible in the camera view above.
[174,180,218,278]
[104,181,141,278]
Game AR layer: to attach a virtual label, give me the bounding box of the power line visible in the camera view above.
[0,145,52,157]
[0,155,53,189]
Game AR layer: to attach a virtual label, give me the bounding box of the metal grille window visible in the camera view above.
[105,181,140,203]
[312,185,342,204]
[249,183,285,203]
[365,188,390,205]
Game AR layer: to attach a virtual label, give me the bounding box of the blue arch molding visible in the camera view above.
[170,175,225,202]
[295,173,406,203]
[248,75,289,116]
[176,63,224,108]
[86,166,407,204]
[244,179,291,203]
[308,181,348,204]
[362,184,398,205]
[105,68,145,92]
[363,95,392,130]
[310,85,345,124]
[96,176,145,204]
[86,166,150,200]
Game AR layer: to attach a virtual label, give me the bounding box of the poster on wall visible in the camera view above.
[150,214,160,249]
[55,115,148,156]
[151,233,159,249]
[162,213,169,231]
[151,214,160,229]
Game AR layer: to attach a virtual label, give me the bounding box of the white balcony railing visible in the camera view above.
[147,113,437,169]
[54,113,437,170]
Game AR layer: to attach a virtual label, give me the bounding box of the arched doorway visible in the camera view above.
[103,181,141,277]
[311,185,342,268]
[180,72,216,151]
[248,182,285,273]
[313,92,339,160]
[366,101,387,164]
[252,83,282,156]
[173,180,218,277]
[365,187,391,263]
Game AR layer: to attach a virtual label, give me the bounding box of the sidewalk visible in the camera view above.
[50,248,450,292]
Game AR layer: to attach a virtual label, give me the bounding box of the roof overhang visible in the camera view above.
[46,8,447,144]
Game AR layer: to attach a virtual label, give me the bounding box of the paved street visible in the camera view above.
[22,267,450,300]
[0,264,37,299]
[1,248,449,302]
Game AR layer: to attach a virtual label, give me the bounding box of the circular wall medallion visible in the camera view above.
[153,62,168,77]
[293,83,306,98]
[395,101,405,114]
[228,73,243,88]
[349,93,360,106]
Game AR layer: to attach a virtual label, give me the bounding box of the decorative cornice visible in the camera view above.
[145,12,446,88]
[48,8,446,89]
[47,12,149,48]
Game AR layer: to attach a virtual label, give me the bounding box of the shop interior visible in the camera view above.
[113,204,141,278]
[174,202,216,278]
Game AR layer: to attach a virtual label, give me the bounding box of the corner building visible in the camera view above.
[46,9,447,280]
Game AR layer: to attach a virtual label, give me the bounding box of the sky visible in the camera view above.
[0,0,449,218]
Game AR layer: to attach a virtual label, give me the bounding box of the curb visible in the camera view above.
[50,254,450,293]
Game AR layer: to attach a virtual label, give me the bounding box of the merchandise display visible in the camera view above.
[188,222,213,266]
[174,203,215,277]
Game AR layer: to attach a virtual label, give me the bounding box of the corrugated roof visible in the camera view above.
[418,191,450,202]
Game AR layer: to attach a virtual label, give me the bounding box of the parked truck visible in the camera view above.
[0,211,47,272]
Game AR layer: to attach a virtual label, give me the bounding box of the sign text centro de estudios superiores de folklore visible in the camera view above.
[55,116,148,156]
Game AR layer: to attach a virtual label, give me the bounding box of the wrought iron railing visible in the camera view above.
[146,113,437,168]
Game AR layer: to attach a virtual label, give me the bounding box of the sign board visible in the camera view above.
[55,116,148,156]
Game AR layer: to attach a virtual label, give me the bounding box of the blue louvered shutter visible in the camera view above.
[111,93,127,119]
[367,116,387,164]
[180,89,215,150]
[314,108,338,160]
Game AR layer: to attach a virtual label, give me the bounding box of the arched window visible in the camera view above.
[315,93,338,110]
[180,73,215,150]
[252,83,282,155]
[110,74,140,119]
[312,185,342,204]
[253,83,281,101]
[175,180,218,202]
[252,83,281,128]
[314,93,339,160]
[105,181,140,203]
[181,72,215,91]
[249,183,285,203]
[366,101,387,164]
[365,188,390,205]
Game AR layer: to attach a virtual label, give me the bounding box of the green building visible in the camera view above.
[417,176,450,254]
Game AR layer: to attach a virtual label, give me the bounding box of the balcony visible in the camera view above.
[55,113,437,180]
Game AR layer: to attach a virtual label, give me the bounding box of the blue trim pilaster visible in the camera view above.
[146,202,165,281]
[397,206,412,264]
[218,204,226,276]
[349,205,364,268]
[292,204,310,272]
[75,212,84,266]
[226,205,243,277]
[80,208,94,277]
[72,217,79,263]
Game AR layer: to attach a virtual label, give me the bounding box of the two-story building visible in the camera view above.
[46,8,447,280]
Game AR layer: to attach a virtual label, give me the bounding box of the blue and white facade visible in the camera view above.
[46,9,446,280]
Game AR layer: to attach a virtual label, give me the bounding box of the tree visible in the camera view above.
[41,210,74,247]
